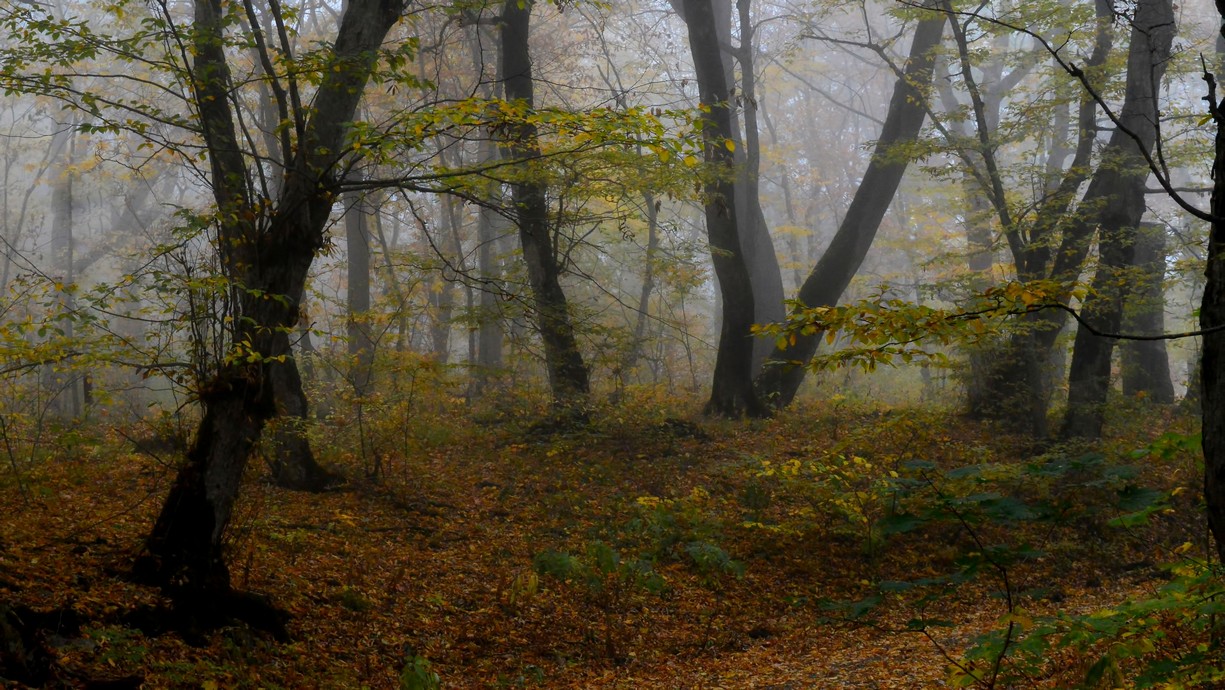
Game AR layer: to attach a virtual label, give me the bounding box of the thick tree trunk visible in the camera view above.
[500,0,590,408]
[732,0,786,372]
[1061,0,1174,439]
[1203,22,1225,566]
[1121,223,1175,403]
[143,367,272,594]
[683,0,763,418]
[266,346,335,491]
[972,0,1110,437]
[754,8,945,407]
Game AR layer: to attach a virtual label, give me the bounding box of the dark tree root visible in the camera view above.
[128,555,290,645]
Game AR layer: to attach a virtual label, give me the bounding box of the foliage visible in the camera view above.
[533,540,666,659]
[753,280,1089,372]
[399,653,441,690]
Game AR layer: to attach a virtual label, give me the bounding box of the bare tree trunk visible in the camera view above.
[429,194,459,364]
[1061,0,1174,439]
[467,18,505,395]
[46,129,82,418]
[346,188,375,397]
[1202,12,1225,567]
[754,7,945,408]
[499,0,590,409]
[1121,222,1175,403]
[682,0,763,418]
[670,0,785,373]
[733,0,785,371]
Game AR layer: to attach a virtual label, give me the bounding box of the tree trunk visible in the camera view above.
[429,194,460,364]
[346,188,375,398]
[1202,17,1225,567]
[670,0,786,374]
[266,350,334,491]
[754,8,945,407]
[140,0,405,598]
[682,0,763,418]
[972,0,1110,437]
[499,0,590,408]
[1061,0,1174,439]
[1121,223,1175,403]
[46,128,83,418]
[732,0,785,372]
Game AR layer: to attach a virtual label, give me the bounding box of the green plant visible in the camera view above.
[400,652,441,690]
[534,540,666,660]
[819,449,1175,688]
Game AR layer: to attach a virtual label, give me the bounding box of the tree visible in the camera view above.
[1201,4,1225,566]
[1120,223,1175,404]
[682,0,764,417]
[669,0,786,374]
[499,0,591,409]
[1059,0,1175,439]
[754,4,945,408]
[133,0,409,599]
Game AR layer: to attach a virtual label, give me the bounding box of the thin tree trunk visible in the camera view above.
[754,8,945,407]
[683,0,763,418]
[346,188,375,397]
[470,20,505,394]
[499,0,590,408]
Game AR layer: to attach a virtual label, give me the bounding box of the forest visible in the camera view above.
[1,0,1224,686]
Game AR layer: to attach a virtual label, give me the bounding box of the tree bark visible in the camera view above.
[1061,0,1174,439]
[140,0,405,597]
[499,0,590,408]
[969,0,1111,437]
[266,348,335,491]
[754,8,945,407]
[683,0,763,418]
[1121,223,1175,403]
[346,187,375,398]
[670,0,786,374]
[472,26,505,393]
[1202,15,1225,567]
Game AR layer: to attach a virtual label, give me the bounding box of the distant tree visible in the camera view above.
[1120,223,1175,404]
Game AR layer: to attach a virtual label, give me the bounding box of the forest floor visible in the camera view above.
[0,396,1206,689]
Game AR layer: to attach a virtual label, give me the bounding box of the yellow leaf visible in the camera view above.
[724,139,735,152]
[683,154,698,167]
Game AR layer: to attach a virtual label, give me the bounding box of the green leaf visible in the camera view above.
[879,512,925,535]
